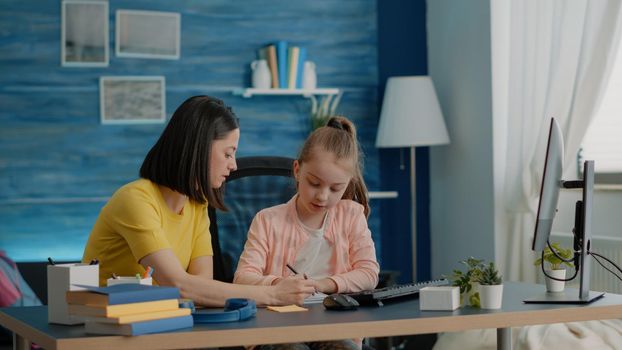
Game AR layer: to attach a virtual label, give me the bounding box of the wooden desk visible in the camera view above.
[2,282,622,350]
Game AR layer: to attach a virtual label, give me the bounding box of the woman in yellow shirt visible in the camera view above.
[83,95,315,306]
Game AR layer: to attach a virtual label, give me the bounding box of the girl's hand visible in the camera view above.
[271,274,304,285]
[315,278,338,294]
[269,277,315,305]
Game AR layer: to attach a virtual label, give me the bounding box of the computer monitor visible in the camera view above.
[525,118,604,304]
[532,118,564,252]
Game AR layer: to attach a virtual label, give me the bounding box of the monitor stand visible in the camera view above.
[524,161,605,304]
[524,289,604,304]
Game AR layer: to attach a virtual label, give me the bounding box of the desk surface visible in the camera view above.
[2,282,622,350]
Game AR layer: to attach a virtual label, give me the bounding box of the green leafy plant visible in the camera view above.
[447,257,485,307]
[476,262,502,285]
[533,242,574,270]
[309,93,342,131]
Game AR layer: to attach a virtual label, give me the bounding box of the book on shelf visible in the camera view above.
[83,307,190,324]
[84,314,193,336]
[266,44,279,89]
[67,299,179,318]
[276,40,288,88]
[66,283,180,306]
[296,47,307,89]
[256,41,310,90]
[287,46,300,89]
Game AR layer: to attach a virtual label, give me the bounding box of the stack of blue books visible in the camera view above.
[66,284,193,336]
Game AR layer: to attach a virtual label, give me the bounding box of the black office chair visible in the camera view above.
[208,156,296,283]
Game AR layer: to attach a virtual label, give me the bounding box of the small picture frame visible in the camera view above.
[100,76,166,125]
[116,10,181,59]
[61,0,109,67]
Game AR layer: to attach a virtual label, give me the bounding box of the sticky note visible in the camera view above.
[267,305,308,312]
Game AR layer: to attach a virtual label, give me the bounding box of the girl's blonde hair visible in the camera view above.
[297,116,370,218]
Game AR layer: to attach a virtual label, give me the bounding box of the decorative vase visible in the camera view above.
[479,284,503,309]
[545,269,566,292]
[302,61,317,89]
[251,59,271,89]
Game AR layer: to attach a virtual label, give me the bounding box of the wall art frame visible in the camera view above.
[99,76,166,125]
[116,10,181,59]
[61,0,109,67]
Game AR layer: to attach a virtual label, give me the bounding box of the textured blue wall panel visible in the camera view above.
[0,0,380,262]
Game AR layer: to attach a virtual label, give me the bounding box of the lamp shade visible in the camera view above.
[376,76,450,148]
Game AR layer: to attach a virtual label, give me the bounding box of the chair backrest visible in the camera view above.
[209,156,296,282]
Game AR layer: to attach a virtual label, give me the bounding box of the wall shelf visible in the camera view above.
[232,88,340,98]
[368,191,398,199]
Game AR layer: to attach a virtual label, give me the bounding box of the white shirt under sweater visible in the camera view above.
[293,213,333,279]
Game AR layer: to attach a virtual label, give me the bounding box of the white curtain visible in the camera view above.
[494,0,622,282]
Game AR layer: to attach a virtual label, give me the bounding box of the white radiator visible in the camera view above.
[551,232,622,294]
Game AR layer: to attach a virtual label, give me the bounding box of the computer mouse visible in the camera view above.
[323,293,359,311]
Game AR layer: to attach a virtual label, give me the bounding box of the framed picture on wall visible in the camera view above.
[116,10,181,59]
[61,0,109,67]
[100,76,166,125]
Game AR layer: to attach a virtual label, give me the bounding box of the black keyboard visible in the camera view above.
[344,278,450,306]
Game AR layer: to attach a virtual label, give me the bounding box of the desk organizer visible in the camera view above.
[420,286,460,311]
[47,263,99,324]
[107,276,153,286]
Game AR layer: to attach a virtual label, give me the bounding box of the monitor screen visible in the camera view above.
[532,118,564,251]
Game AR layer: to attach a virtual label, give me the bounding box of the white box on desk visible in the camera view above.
[420,286,460,311]
[47,263,99,325]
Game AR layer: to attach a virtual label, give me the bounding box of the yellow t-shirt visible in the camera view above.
[82,179,213,286]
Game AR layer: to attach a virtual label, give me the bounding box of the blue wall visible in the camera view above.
[377,1,431,283]
[0,1,382,262]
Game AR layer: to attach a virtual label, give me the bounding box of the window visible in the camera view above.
[579,42,622,184]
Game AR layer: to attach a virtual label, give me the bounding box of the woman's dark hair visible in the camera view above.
[140,95,239,210]
[298,116,370,218]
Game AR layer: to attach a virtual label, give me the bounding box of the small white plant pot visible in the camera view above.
[545,269,566,293]
[479,284,503,309]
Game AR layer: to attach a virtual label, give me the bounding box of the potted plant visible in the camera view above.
[449,257,485,307]
[533,242,574,292]
[476,262,503,309]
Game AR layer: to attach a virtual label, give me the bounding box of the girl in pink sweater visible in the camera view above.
[234,116,379,350]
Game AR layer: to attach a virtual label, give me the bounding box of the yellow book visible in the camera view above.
[83,307,190,324]
[67,299,179,317]
[287,46,300,89]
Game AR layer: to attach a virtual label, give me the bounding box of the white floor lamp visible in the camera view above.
[376,76,450,282]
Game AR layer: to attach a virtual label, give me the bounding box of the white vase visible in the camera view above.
[545,269,566,292]
[251,59,271,89]
[302,61,317,89]
[479,284,503,309]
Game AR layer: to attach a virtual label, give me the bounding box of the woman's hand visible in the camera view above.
[269,276,316,305]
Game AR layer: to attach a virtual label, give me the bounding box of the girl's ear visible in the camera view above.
[293,160,300,180]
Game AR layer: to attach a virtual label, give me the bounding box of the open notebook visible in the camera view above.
[303,292,328,305]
